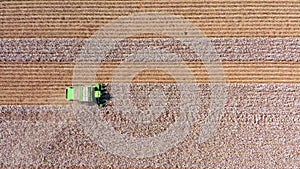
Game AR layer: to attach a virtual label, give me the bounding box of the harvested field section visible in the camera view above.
[2,61,300,105]
[1,0,300,38]
[131,70,177,84]
[0,62,73,105]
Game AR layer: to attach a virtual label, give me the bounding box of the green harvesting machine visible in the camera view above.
[66,84,109,107]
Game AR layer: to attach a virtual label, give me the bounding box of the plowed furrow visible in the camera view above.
[2,1,299,6]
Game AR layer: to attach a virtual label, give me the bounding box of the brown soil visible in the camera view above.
[1,0,300,38]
